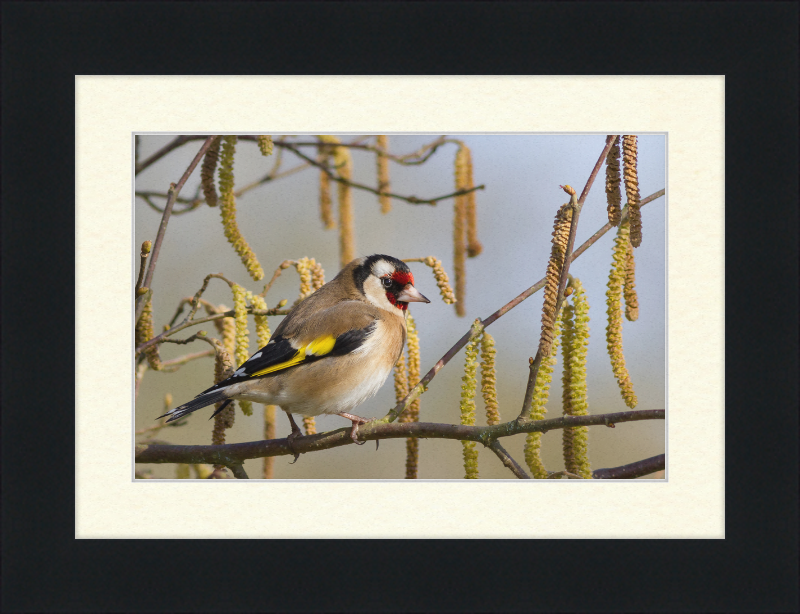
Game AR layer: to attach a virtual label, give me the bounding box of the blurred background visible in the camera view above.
[134,134,665,479]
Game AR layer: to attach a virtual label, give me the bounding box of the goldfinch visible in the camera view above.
[159,255,430,449]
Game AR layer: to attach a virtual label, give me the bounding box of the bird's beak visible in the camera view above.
[396,284,431,303]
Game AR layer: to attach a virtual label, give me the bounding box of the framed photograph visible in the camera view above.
[4,3,795,613]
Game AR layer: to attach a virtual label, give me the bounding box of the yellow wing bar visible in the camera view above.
[250,334,336,377]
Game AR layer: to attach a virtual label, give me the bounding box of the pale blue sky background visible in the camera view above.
[135,134,666,479]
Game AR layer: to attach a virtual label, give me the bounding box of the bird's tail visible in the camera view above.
[157,389,231,423]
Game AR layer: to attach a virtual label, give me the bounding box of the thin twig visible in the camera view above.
[138,161,313,209]
[135,242,150,297]
[135,270,290,355]
[592,454,665,479]
[283,135,450,165]
[135,417,187,437]
[282,142,484,206]
[135,137,218,323]
[143,134,449,166]
[135,135,194,174]
[136,305,290,355]
[159,349,215,371]
[135,409,664,465]
[259,261,293,297]
[488,440,531,479]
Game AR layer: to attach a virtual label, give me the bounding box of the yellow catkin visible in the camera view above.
[263,404,276,478]
[394,351,409,403]
[460,145,483,258]
[204,303,236,363]
[335,147,355,267]
[303,416,317,435]
[460,327,480,479]
[480,332,500,425]
[318,145,335,229]
[257,135,274,156]
[319,136,355,267]
[606,223,638,408]
[250,293,276,478]
[293,257,316,304]
[135,297,162,370]
[176,464,191,479]
[200,136,221,207]
[249,294,271,346]
[561,279,592,479]
[403,315,421,479]
[624,246,639,321]
[423,256,456,304]
[310,260,325,291]
[395,349,414,480]
[219,135,265,281]
[605,136,622,226]
[232,284,253,416]
[376,135,391,214]
[453,145,469,316]
[211,338,236,451]
[539,203,573,358]
[622,135,642,247]
[524,315,562,479]
[405,315,421,420]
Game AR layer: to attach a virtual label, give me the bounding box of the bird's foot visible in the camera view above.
[285,412,304,464]
[337,412,371,446]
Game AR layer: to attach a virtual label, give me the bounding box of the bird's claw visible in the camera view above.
[286,430,302,463]
[338,412,371,446]
[285,414,304,464]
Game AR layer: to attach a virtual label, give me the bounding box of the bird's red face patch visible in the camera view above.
[391,271,413,286]
[385,271,414,310]
[386,291,407,310]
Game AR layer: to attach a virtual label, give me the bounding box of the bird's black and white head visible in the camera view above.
[353,254,430,312]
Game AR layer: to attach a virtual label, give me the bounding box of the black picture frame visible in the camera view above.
[2,2,797,612]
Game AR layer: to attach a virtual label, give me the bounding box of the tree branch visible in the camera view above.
[135,409,664,465]
[592,454,665,479]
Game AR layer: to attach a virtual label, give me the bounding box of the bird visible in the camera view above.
[158,254,430,455]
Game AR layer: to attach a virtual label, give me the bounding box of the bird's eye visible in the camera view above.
[381,276,392,288]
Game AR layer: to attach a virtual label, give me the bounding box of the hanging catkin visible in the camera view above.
[200,136,221,207]
[460,329,480,478]
[605,136,622,226]
[318,143,335,229]
[622,135,642,247]
[560,279,592,479]
[539,203,572,358]
[606,222,638,408]
[453,144,469,316]
[623,246,639,321]
[480,332,500,425]
[218,136,265,281]
[376,135,391,214]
